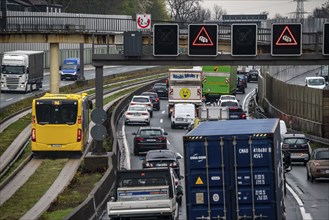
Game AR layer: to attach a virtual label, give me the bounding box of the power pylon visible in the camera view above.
[293,0,308,19]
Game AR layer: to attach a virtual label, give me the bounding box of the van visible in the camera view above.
[305,76,327,89]
[171,103,195,129]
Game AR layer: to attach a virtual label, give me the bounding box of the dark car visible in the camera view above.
[151,83,168,99]
[141,91,160,111]
[247,69,259,82]
[229,107,247,120]
[237,74,247,88]
[142,149,183,176]
[306,148,329,182]
[281,133,312,165]
[133,127,168,156]
[236,76,246,94]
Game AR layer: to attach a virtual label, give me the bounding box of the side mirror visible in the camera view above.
[282,150,292,173]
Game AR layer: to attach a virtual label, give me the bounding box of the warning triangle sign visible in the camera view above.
[276,26,298,46]
[192,26,214,46]
[195,177,204,185]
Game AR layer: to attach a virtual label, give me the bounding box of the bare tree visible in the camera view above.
[190,5,211,23]
[213,4,226,20]
[167,0,201,23]
[137,0,153,13]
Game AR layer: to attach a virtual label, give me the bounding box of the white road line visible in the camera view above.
[160,119,163,123]
[167,140,170,145]
[286,183,313,220]
[162,110,165,114]
[122,124,131,170]
[6,98,13,101]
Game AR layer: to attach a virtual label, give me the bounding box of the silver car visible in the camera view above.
[124,105,150,125]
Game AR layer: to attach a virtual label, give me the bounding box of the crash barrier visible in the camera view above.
[66,79,165,220]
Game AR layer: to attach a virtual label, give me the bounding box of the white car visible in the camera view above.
[305,76,327,89]
[130,95,153,117]
[219,99,239,108]
[124,105,150,125]
[218,95,237,105]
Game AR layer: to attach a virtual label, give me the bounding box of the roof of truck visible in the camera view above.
[4,50,44,55]
[186,118,279,136]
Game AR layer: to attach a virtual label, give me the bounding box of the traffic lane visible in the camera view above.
[0,66,155,109]
[286,68,320,86]
[286,164,329,220]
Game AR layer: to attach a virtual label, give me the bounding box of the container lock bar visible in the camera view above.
[204,138,211,220]
[249,135,256,219]
[220,137,227,219]
[233,136,240,219]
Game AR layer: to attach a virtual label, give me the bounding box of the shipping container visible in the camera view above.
[183,118,285,220]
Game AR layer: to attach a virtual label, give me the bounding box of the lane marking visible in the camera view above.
[167,140,170,145]
[6,98,13,101]
[160,119,163,123]
[286,183,312,220]
[122,124,131,170]
[162,110,165,114]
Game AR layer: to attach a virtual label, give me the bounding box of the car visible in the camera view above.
[124,105,150,125]
[130,95,153,117]
[217,95,237,105]
[236,76,246,94]
[306,148,329,182]
[151,83,168,99]
[237,74,248,88]
[305,76,327,89]
[133,127,168,156]
[281,133,312,165]
[219,100,246,120]
[142,149,183,177]
[141,91,160,111]
[247,69,259,82]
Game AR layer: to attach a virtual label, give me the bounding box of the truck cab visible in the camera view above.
[60,58,80,80]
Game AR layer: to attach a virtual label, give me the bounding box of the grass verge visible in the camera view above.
[0,159,68,220]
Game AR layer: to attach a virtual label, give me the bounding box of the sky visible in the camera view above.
[200,0,328,19]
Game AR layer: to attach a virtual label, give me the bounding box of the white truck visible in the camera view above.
[107,168,180,220]
[168,68,203,118]
[1,50,44,93]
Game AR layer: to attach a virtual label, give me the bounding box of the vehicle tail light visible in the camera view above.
[31,128,36,142]
[130,103,135,105]
[241,113,246,119]
[146,103,151,106]
[155,98,159,102]
[158,137,166,141]
[77,129,82,142]
[135,137,144,141]
[170,162,177,167]
[126,112,133,115]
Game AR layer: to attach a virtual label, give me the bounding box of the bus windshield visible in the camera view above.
[36,100,78,125]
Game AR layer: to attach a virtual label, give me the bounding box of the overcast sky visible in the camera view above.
[200,0,328,19]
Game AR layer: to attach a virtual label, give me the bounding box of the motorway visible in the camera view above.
[0,65,156,109]
[100,81,329,220]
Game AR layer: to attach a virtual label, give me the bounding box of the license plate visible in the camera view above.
[158,90,164,92]
[230,115,239,118]
[291,153,302,156]
[252,76,256,78]
[176,118,183,121]
[156,163,167,167]
[51,144,62,147]
[147,139,156,142]
[133,113,141,116]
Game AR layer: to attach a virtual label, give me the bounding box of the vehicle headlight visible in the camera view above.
[72,72,77,75]
[59,71,63,74]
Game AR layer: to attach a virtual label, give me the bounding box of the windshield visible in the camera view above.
[308,78,325,86]
[1,65,25,74]
[316,151,329,160]
[62,64,78,70]
[221,101,239,107]
[35,100,78,125]
[284,138,307,145]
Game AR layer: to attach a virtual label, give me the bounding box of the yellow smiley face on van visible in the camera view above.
[180,88,191,99]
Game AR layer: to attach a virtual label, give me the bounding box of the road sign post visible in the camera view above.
[231,24,257,56]
[188,24,218,56]
[153,24,179,56]
[323,23,329,56]
[271,23,302,56]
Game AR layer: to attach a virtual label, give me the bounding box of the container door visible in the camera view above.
[230,135,277,220]
[185,138,231,220]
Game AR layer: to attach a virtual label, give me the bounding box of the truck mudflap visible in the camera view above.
[185,134,284,220]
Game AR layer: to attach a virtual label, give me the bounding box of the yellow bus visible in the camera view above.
[31,93,92,153]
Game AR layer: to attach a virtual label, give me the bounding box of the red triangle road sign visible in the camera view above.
[192,26,214,46]
[276,26,298,46]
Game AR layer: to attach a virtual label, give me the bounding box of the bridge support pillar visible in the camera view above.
[50,43,59,94]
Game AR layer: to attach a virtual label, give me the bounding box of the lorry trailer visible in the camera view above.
[183,118,286,220]
[1,50,44,92]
